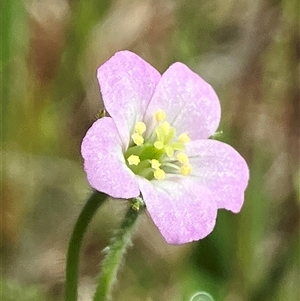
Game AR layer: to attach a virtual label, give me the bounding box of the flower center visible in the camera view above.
[124,110,192,180]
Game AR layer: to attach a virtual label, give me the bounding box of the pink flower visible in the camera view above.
[81,51,249,244]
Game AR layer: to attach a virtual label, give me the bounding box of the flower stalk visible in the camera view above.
[65,191,107,301]
[93,197,144,301]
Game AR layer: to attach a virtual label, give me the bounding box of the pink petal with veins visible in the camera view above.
[97,51,161,148]
[186,139,249,213]
[138,177,218,244]
[81,117,139,199]
[144,62,221,140]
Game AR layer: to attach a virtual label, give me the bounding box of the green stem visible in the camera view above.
[93,198,144,301]
[65,191,107,301]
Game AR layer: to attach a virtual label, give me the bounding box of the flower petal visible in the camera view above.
[81,117,140,198]
[97,51,161,148]
[144,62,221,140]
[186,140,249,213]
[138,177,218,244]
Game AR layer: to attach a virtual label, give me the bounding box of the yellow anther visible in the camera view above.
[180,164,192,176]
[127,155,140,166]
[154,168,166,180]
[151,159,161,170]
[178,132,190,143]
[161,121,171,135]
[132,133,144,146]
[154,141,164,150]
[135,122,146,135]
[154,109,166,122]
[176,152,189,164]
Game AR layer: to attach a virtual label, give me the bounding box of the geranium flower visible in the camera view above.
[81,51,249,244]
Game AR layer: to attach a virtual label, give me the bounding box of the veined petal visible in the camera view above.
[144,62,221,140]
[186,140,249,213]
[81,117,140,198]
[97,51,161,148]
[138,177,218,244]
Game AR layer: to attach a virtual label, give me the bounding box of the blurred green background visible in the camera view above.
[1,0,299,300]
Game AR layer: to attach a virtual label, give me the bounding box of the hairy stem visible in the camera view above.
[93,197,144,301]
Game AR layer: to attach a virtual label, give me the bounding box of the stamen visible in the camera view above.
[178,132,190,143]
[176,152,189,164]
[132,133,144,146]
[126,111,192,180]
[154,109,166,122]
[151,159,161,170]
[135,122,146,135]
[154,168,165,180]
[180,164,192,176]
[127,155,140,166]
